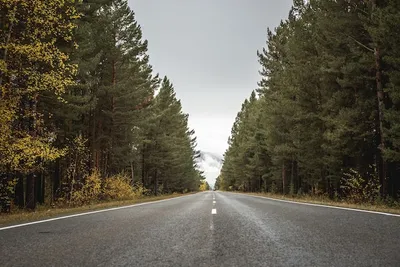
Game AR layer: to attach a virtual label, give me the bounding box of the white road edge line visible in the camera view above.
[0,193,199,231]
[232,192,400,217]
[211,208,217,214]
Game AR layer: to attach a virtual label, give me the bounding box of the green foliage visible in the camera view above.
[65,135,90,187]
[0,177,17,212]
[341,168,381,204]
[221,0,400,202]
[199,180,210,191]
[270,182,278,194]
[214,176,221,190]
[141,77,202,194]
[0,0,77,174]
[0,0,202,211]
[289,183,295,196]
[132,181,150,197]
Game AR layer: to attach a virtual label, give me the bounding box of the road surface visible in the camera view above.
[1,191,400,266]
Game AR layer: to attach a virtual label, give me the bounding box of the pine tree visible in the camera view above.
[142,77,202,194]
[1,0,203,211]
[221,0,400,200]
[82,0,159,176]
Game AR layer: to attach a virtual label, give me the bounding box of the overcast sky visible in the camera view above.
[128,0,292,184]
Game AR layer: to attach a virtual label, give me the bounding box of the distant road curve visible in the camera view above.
[1,191,399,266]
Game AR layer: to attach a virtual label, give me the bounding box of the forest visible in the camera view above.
[217,0,400,204]
[0,0,205,212]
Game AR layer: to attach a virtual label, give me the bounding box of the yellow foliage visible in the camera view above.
[102,174,135,200]
[0,0,79,173]
[132,181,150,197]
[0,0,78,94]
[199,181,209,191]
[0,177,18,212]
[341,168,381,204]
[70,170,102,205]
[64,172,150,206]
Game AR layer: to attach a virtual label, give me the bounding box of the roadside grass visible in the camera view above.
[0,193,195,227]
[236,192,400,215]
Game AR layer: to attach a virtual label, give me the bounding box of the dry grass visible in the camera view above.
[239,192,400,215]
[0,193,195,226]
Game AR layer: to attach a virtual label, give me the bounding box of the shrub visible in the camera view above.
[340,167,380,204]
[132,181,149,197]
[70,170,102,206]
[157,184,164,195]
[270,182,278,194]
[297,187,303,196]
[102,174,134,200]
[289,182,295,196]
[56,171,155,206]
[0,177,17,213]
[199,181,208,191]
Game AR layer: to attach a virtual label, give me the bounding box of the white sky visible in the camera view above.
[129,0,293,183]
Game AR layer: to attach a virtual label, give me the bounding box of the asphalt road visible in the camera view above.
[1,191,400,267]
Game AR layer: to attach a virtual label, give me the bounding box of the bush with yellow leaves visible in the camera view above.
[132,181,150,197]
[0,177,18,213]
[340,167,381,204]
[58,170,153,206]
[199,180,209,191]
[69,170,102,206]
[102,174,134,200]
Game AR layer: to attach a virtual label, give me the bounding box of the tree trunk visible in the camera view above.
[103,153,108,177]
[109,60,116,174]
[164,180,168,194]
[89,108,95,171]
[368,0,387,196]
[53,158,60,202]
[291,160,295,193]
[112,60,116,115]
[41,172,45,204]
[295,161,299,192]
[282,162,286,194]
[375,47,387,196]
[142,144,146,186]
[131,161,134,185]
[35,171,44,204]
[25,94,39,210]
[25,173,36,209]
[95,120,102,170]
[15,173,24,208]
[154,169,158,196]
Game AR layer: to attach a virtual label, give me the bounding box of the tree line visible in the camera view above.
[0,0,204,211]
[217,0,400,203]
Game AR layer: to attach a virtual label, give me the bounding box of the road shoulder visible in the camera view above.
[0,193,197,228]
[223,191,400,216]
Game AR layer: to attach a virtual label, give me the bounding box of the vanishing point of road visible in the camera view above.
[1,191,399,267]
